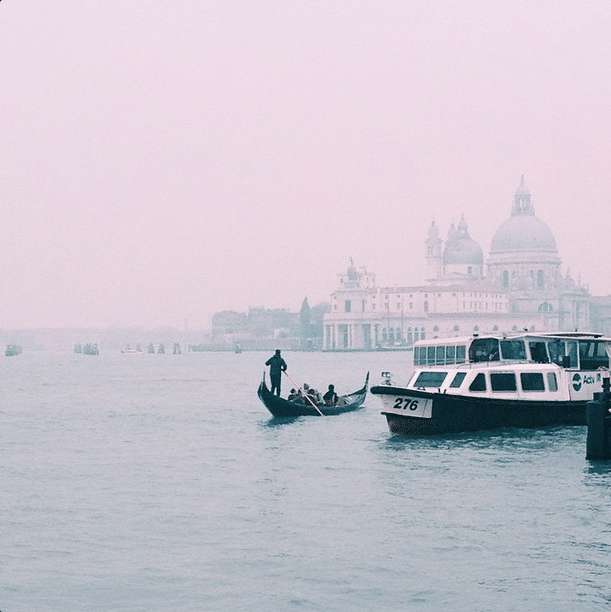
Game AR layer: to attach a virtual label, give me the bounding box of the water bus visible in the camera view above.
[370,332,611,435]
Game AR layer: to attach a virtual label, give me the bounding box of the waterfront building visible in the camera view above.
[323,178,592,350]
[211,307,301,350]
[210,302,329,350]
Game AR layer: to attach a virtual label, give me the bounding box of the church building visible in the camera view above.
[322,178,592,350]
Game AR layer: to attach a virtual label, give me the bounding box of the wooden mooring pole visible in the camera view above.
[586,377,611,460]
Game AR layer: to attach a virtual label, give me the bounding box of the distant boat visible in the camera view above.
[5,344,22,357]
[121,347,142,355]
[234,343,242,354]
[376,344,414,352]
[258,373,369,417]
[82,343,99,355]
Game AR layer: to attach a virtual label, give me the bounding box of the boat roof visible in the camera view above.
[412,360,563,371]
[414,331,611,347]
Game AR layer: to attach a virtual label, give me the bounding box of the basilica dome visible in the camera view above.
[490,215,557,253]
[442,215,484,265]
[490,177,558,254]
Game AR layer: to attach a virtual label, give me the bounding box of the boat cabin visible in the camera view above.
[413,332,611,371]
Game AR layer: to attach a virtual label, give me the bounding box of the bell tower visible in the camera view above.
[425,221,442,282]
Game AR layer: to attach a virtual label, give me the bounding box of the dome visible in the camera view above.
[490,177,558,254]
[490,215,557,253]
[443,237,484,264]
[442,215,484,265]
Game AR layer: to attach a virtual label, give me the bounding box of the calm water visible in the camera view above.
[1,350,611,611]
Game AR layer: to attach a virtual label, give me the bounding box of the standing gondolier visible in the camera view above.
[265,349,287,396]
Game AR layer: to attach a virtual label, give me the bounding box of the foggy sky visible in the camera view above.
[2,1,611,329]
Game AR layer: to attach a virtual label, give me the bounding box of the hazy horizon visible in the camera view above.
[2,1,611,329]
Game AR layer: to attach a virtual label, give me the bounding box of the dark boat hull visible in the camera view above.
[259,374,369,417]
[370,385,587,435]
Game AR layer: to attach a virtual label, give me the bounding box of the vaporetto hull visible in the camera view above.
[371,385,587,435]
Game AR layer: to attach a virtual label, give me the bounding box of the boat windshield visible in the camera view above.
[529,341,549,363]
[469,338,500,363]
[500,339,526,360]
[547,340,565,365]
[579,340,610,370]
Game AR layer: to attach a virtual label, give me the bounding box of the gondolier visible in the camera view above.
[265,349,287,396]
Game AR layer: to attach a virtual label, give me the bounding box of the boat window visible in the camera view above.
[579,341,592,359]
[414,346,424,366]
[469,373,487,392]
[416,346,426,365]
[449,372,467,388]
[469,338,500,363]
[436,346,445,364]
[579,341,609,370]
[427,346,435,364]
[547,340,566,366]
[418,346,429,365]
[547,372,558,392]
[520,372,545,392]
[446,345,456,363]
[490,373,517,391]
[500,339,526,360]
[414,371,448,388]
[529,342,549,363]
[566,342,578,368]
[597,342,609,358]
[456,345,466,363]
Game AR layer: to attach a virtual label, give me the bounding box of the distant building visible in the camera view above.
[323,178,593,350]
[590,296,611,336]
[210,303,328,350]
[211,307,298,348]
[211,311,249,337]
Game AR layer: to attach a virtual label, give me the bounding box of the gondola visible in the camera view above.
[258,373,369,417]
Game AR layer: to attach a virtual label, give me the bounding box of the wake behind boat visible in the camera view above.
[371,332,611,435]
[258,373,369,417]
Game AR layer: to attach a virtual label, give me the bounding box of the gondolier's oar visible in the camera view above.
[283,370,324,416]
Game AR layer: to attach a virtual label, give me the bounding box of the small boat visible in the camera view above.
[5,344,22,357]
[371,332,611,436]
[258,373,369,417]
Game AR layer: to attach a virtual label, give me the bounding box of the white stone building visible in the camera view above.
[323,178,591,350]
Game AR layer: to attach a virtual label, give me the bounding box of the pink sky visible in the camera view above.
[2,1,611,328]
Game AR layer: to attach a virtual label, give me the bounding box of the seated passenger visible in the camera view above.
[308,385,322,404]
[323,384,339,406]
[287,388,298,401]
[300,384,313,404]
